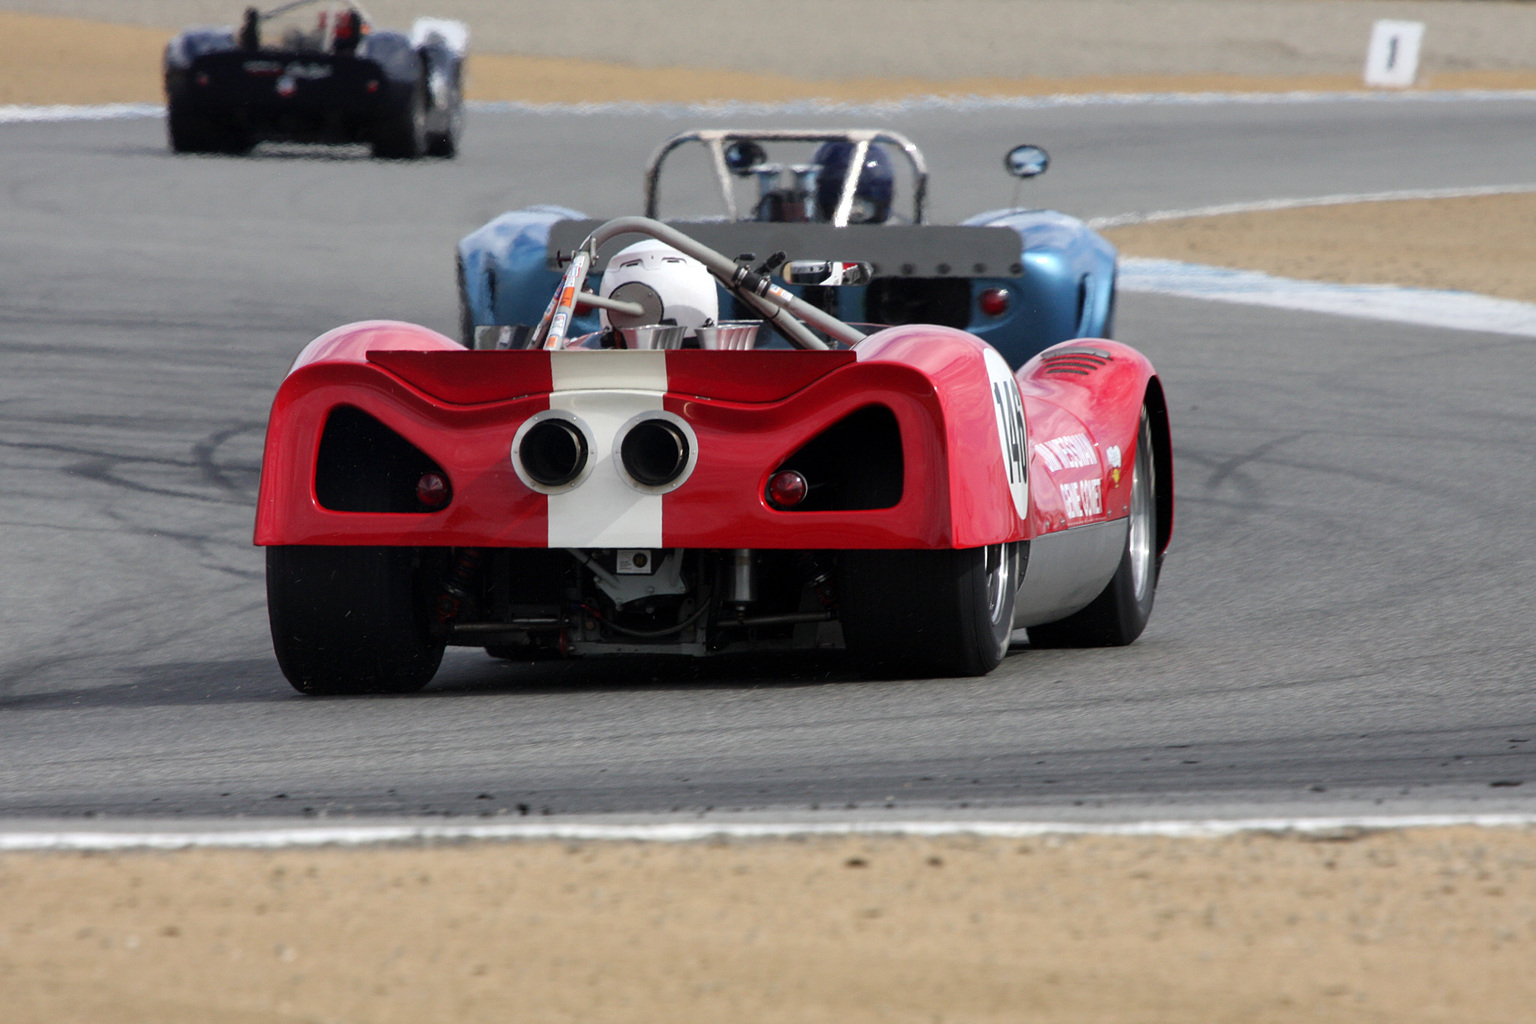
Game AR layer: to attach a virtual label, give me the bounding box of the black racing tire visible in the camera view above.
[372,80,427,160]
[167,101,210,153]
[424,79,462,158]
[1028,406,1157,647]
[167,100,250,155]
[267,545,444,695]
[839,542,1019,679]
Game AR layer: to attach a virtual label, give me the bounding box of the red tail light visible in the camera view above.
[767,470,809,509]
[416,472,450,508]
[978,288,1010,317]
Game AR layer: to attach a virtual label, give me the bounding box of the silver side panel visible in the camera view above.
[1013,518,1128,628]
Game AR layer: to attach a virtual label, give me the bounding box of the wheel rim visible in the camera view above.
[1128,412,1155,603]
[985,543,1016,627]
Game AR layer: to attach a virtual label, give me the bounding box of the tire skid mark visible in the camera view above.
[1204,431,1308,491]
[191,422,264,495]
[29,420,263,507]
[65,455,242,505]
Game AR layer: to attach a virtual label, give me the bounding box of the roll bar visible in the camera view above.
[260,0,373,20]
[537,216,870,351]
[643,129,928,226]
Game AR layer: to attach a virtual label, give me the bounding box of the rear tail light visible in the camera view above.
[767,470,809,509]
[416,472,450,509]
[978,287,1010,318]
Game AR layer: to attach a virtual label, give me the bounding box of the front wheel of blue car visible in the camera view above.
[267,545,444,695]
[839,542,1019,679]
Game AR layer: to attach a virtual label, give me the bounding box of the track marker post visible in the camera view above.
[1364,20,1424,88]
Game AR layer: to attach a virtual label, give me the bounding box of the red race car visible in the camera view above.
[256,217,1173,693]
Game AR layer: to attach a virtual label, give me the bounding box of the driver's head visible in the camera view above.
[332,7,366,52]
[813,142,894,224]
[598,240,718,331]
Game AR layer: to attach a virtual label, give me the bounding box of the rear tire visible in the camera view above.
[167,100,250,155]
[1028,407,1157,647]
[839,543,1018,678]
[267,545,444,695]
[425,78,462,158]
[372,81,427,159]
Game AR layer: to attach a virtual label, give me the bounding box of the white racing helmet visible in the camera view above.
[598,240,719,331]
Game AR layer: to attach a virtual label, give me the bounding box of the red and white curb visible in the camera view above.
[2,814,1534,851]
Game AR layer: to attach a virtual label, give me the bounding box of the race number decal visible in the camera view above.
[983,348,1029,518]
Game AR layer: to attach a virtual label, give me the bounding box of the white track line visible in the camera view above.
[2,814,1534,852]
[1120,257,1536,338]
[1089,183,1536,230]
[0,102,161,124]
[1095,185,1536,336]
[466,88,1536,117]
[6,88,1536,124]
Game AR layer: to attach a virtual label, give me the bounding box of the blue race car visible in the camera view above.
[456,129,1116,369]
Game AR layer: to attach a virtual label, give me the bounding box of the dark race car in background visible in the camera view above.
[457,129,1118,369]
[163,1,465,158]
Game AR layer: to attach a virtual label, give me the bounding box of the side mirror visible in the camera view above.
[1005,144,1049,179]
[781,260,873,287]
[724,140,768,177]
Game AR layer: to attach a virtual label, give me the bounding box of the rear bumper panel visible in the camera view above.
[170,53,398,134]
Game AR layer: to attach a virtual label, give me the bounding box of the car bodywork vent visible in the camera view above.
[1039,347,1114,377]
[315,405,447,513]
[772,405,903,511]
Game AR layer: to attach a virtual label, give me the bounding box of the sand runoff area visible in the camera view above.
[4,9,1536,1021]
[5,826,1536,1023]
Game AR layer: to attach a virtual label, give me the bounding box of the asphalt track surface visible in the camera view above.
[1,96,1534,823]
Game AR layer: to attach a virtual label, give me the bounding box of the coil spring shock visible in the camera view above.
[434,548,485,629]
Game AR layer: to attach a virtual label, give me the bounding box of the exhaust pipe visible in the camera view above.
[619,418,690,487]
[516,417,589,488]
